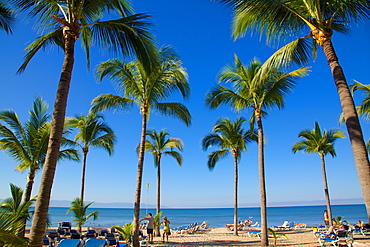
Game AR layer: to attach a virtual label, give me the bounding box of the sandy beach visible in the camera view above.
[145,227,370,246]
[37,226,370,246]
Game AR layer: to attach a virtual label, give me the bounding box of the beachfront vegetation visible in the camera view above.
[293,122,345,227]
[267,228,288,247]
[143,129,183,236]
[0,96,79,237]
[66,112,116,204]
[113,222,133,243]
[206,55,308,244]
[67,198,99,234]
[0,1,14,34]
[202,117,256,236]
[0,183,34,245]
[91,45,191,247]
[10,0,156,244]
[214,0,370,222]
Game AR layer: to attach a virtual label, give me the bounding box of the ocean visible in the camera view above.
[33,204,367,229]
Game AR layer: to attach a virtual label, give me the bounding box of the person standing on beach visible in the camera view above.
[323,210,329,226]
[140,213,154,244]
[162,216,171,243]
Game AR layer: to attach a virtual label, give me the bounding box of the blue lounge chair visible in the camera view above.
[247,231,261,238]
[84,238,108,247]
[57,239,83,247]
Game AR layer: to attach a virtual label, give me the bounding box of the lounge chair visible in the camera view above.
[57,239,84,247]
[59,222,72,231]
[224,223,242,231]
[247,231,261,238]
[250,221,259,227]
[42,236,51,247]
[272,221,294,230]
[361,224,370,236]
[318,230,354,247]
[84,238,108,247]
[106,237,118,246]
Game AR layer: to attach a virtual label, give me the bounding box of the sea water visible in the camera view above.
[33,204,367,229]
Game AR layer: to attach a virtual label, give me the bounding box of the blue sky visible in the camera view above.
[0,0,369,209]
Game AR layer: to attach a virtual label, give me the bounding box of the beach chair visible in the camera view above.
[250,221,259,227]
[59,222,72,231]
[84,238,108,247]
[247,231,261,238]
[57,239,84,247]
[42,236,52,247]
[361,224,370,236]
[273,221,294,230]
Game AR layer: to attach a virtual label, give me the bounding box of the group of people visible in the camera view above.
[139,213,171,243]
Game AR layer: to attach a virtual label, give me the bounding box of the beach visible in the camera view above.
[36,226,370,246]
[143,227,370,246]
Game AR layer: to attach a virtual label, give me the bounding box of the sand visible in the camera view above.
[144,227,370,246]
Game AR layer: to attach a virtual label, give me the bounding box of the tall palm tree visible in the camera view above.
[143,128,183,236]
[0,183,35,239]
[66,112,116,203]
[10,0,156,244]
[202,117,255,236]
[206,55,308,245]
[0,1,14,34]
[0,97,79,237]
[91,46,191,247]
[292,122,345,227]
[214,0,370,221]
[67,198,99,234]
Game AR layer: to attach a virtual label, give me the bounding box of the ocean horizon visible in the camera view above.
[30,204,367,229]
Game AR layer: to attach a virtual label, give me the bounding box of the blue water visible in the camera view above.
[35,204,367,229]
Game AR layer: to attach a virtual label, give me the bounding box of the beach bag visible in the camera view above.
[168,230,171,235]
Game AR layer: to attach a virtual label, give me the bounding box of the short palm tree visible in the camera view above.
[293,122,345,227]
[206,55,308,244]
[91,45,191,247]
[67,198,99,234]
[10,0,156,244]
[0,183,35,241]
[143,129,183,236]
[0,96,79,237]
[214,0,370,221]
[202,117,255,236]
[66,112,116,204]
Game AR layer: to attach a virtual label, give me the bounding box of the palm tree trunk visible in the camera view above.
[322,39,370,221]
[233,154,238,236]
[132,112,148,247]
[257,116,268,247]
[80,150,88,203]
[320,154,333,227]
[155,156,161,237]
[19,168,36,238]
[29,33,76,247]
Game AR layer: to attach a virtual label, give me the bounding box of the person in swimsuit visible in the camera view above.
[162,216,171,243]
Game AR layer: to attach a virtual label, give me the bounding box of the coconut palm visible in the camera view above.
[202,117,255,236]
[67,198,99,234]
[0,96,79,237]
[205,55,308,244]
[214,0,370,221]
[0,1,14,34]
[293,122,345,227]
[10,0,156,244]
[0,183,35,243]
[143,129,183,236]
[90,45,191,247]
[66,112,116,203]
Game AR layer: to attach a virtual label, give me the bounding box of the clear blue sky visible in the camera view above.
[0,0,369,208]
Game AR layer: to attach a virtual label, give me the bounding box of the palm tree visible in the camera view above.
[67,198,99,234]
[214,0,370,221]
[0,1,14,34]
[202,117,255,236]
[66,112,116,203]
[90,45,191,247]
[0,183,35,241]
[10,0,156,244]
[143,129,183,236]
[0,96,79,237]
[293,122,345,227]
[205,55,308,244]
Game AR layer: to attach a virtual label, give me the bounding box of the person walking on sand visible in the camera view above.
[140,213,154,244]
[323,210,329,227]
[162,216,171,243]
